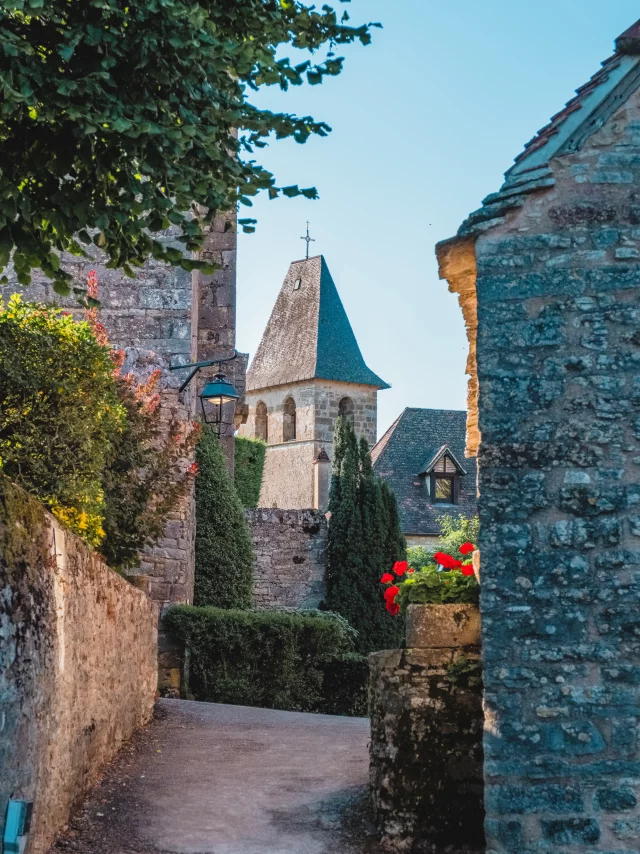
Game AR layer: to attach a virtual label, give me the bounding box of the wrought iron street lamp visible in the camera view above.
[170,351,240,436]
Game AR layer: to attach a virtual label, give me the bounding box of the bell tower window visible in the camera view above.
[255,401,268,442]
[338,396,355,430]
[283,396,296,442]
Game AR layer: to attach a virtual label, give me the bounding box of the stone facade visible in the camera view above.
[241,379,377,508]
[369,647,485,853]
[1,490,157,854]
[438,29,640,854]
[246,508,328,609]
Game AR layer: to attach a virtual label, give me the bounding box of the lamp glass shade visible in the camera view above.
[199,375,240,405]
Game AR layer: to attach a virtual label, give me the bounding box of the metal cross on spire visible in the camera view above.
[300,222,315,259]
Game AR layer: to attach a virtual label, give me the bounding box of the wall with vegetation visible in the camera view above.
[0,478,157,853]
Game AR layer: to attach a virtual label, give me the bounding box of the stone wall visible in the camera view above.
[0,484,157,854]
[369,647,485,853]
[246,508,328,609]
[471,90,640,851]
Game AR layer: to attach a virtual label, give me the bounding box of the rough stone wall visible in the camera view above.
[369,647,485,853]
[246,508,328,609]
[0,495,157,854]
[475,90,640,852]
[239,380,377,509]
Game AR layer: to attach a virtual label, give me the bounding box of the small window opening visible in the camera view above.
[255,401,268,442]
[338,396,355,430]
[283,396,296,442]
[293,277,302,291]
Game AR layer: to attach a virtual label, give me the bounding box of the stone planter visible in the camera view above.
[405,603,481,649]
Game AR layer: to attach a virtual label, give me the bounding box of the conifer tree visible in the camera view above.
[326,419,405,653]
[194,427,255,609]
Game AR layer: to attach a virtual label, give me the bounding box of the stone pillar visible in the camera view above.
[195,210,246,475]
[369,643,485,853]
[313,447,330,511]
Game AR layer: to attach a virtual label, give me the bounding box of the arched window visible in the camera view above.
[283,396,296,442]
[255,401,268,442]
[338,396,355,430]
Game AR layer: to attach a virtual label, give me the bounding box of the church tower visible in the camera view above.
[239,255,389,510]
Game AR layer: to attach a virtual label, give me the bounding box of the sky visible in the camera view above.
[236,1,640,440]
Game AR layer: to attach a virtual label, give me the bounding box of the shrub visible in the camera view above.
[0,288,198,562]
[194,428,255,608]
[165,605,368,716]
[0,294,124,545]
[326,418,406,654]
[234,436,266,508]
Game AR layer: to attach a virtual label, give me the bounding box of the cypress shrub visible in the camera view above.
[326,418,406,654]
[165,605,368,716]
[234,436,266,508]
[194,428,254,608]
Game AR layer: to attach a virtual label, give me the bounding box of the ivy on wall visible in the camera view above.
[234,437,266,509]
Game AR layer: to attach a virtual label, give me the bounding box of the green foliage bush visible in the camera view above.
[234,436,266,509]
[0,294,124,545]
[195,428,255,608]
[165,605,368,716]
[0,293,197,564]
[407,515,479,572]
[396,566,480,610]
[326,418,406,654]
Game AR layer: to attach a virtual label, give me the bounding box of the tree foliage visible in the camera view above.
[325,417,406,654]
[0,290,198,560]
[0,0,378,292]
[0,293,124,544]
[194,427,255,609]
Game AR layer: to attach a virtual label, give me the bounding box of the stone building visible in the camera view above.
[239,254,388,510]
[372,408,478,546]
[437,19,640,853]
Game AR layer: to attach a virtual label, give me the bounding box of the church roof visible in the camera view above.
[246,255,389,392]
[372,408,477,536]
[455,19,640,238]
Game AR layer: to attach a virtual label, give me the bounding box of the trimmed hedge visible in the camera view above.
[165,605,369,717]
[234,436,266,508]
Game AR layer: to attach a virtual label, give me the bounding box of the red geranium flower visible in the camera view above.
[393,560,409,576]
[383,585,400,602]
[386,602,401,616]
[407,568,415,574]
[380,573,394,585]
[460,564,475,577]
[435,552,463,570]
[460,542,475,555]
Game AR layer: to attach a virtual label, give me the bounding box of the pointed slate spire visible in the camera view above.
[247,255,389,392]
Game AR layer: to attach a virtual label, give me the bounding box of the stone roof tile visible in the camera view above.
[372,408,477,537]
[247,255,388,392]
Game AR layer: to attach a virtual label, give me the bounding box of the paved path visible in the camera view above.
[50,700,381,854]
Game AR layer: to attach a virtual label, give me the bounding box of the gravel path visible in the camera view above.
[49,699,382,854]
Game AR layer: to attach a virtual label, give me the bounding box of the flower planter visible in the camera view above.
[405,603,481,649]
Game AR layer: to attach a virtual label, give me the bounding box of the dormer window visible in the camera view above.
[293,277,302,291]
[419,445,467,507]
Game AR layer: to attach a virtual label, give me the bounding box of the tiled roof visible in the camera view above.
[372,408,477,537]
[246,255,389,392]
[457,20,640,237]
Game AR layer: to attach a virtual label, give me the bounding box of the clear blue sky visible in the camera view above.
[237,1,640,440]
